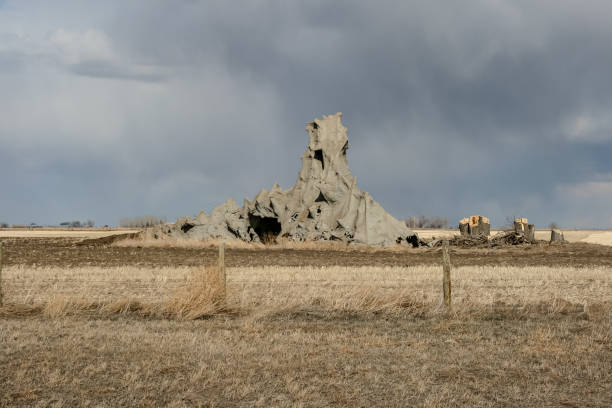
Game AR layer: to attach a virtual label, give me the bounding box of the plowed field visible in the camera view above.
[2,237,612,268]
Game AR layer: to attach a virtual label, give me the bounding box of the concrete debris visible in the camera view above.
[428,231,538,248]
[513,218,535,243]
[153,113,418,247]
[489,231,535,246]
[550,229,567,243]
[459,215,490,237]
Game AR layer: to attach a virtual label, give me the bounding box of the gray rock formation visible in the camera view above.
[154,113,418,246]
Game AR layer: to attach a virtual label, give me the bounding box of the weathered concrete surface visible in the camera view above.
[459,215,490,237]
[155,113,417,246]
[514,218,535,243]
[550,229,567,243]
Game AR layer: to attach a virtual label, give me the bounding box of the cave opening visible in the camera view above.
[181,223,195,233]
[248,214,282,244]
[314,149,324,170]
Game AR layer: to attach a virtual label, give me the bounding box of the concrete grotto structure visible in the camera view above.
[153,113,418,247]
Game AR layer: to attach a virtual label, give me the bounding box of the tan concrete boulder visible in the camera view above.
[459,215,490,237]
[513,218,535,242]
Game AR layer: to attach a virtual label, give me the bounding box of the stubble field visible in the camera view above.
[0,232,611,407]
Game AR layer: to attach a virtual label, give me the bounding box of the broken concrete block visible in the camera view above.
[513,218,535,242]
[459,215,490,237]
[526,224,535,242]
[513,218,527,234]
[550,229,566,243]
[459,218,469,236]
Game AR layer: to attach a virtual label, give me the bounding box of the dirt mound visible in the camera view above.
[76,232,142,246]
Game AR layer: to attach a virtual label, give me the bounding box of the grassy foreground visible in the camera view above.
[1,312,610,407]
[1,265,610,406]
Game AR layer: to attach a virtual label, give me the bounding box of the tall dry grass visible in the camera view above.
[1,266,229,319]
[1,264,610,319]
[229,265,611,315]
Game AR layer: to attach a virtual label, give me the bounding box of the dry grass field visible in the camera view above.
[0,228,140,239]
[1,234,611,406]
[2,264,610,313]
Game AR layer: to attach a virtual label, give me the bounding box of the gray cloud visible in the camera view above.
[1,0,612,228]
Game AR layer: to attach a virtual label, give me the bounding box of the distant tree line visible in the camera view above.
[1,221,96,228]
[405,216,449,229]
[59,220,95,228]
[118,216,167,228]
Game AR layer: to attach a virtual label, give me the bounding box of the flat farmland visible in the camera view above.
[3,236,612,268]
[1,233,611,407]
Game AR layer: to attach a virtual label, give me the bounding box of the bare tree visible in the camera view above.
[503,216,516,229]
[405,216,448,229]
[118,216,167,228]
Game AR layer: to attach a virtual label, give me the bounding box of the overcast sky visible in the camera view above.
[1,1,612,228]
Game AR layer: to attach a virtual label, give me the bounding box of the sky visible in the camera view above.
[1,0,612,228]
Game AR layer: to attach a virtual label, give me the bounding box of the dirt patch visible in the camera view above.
[75,232,142,246]
[2,237,612,268]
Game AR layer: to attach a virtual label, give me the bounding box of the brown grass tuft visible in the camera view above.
[43,296,97,318]
[0,266,233,320]
[100,298,146,315]
[161,266,231,320]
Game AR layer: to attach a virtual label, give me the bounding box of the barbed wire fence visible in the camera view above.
[0,241,453,308]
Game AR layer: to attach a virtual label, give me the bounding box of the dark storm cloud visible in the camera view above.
[1,0,612,227]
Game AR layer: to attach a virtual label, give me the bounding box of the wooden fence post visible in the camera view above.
[0,242,4,306]
[442,240,451,309]
[218,242,226,300]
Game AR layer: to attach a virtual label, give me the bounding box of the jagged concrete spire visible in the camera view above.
[157,113,418,246]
